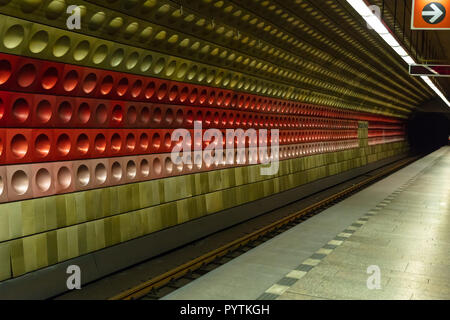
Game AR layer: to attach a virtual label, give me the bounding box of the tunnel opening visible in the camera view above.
[408,112,450,153]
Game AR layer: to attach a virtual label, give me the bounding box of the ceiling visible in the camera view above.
[369,0,450,105]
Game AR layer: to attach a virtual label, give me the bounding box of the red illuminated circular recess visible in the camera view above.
[139,133,149,151]
[165,158,173,174]
[199,90,207,104]
[140,159,150,177]
[111,133,122,153]
[78,103,91,124]
[180,87,189,103]
[35,134,51,158]
[0,98,4,120]
[11,134,28,159]
[140,106,150,124]
[12,98,30,123]
[77,165,90,187]
[95,104,108,124]
[83,73,97,94]
[208,91,215,105]
[94,133,106,154]
[165,108,174,125]
[111,161,122,182]
[189,88,198,104]
[186,110,193,125]
[157,83,167,101]
[153,157,162,175]
[76,134,89,155]
[56,134,71,156]
[0,137,3,156]
[152,107,162,124]
[42,67,58,90]
[175,109,183,125]
[235,114,241,126]
[205,111,211,125]
[126,133,136,152]
[36,168,51,192]
[36,100,52,124]
[117,78,129,96]
[221,113,227,126]
[12,170,29,195]
[17,64,37,88]
[145,82,155,99]
[126,160,137,179]
[112,105,123,124]
[169,85,178,102]
[95,163,107,184]
[63,70,79,92]
[57,166,72,190]
[100,75,114,95]
[58,101,73,123]
[152,133,161,149]
[0,60,12,85]
[224,93,231,107]
[231,95,238,108]
[216,92,224,106]
[164,133,171,148]
[131,80,143,98]
[127,106,137,125]
[196,111,202,123]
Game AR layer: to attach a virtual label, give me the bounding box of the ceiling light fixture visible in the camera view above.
[346,0,450,107]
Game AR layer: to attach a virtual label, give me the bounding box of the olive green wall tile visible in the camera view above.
[77,223,88,256]
[205,191,224,214]
[20,201,35,237]
[0,243,11,282]
[56,229,68,263]
[118,213,131,243]
[176,198,190,224]
[44,197,57,231]
[111,216,122,246]
[55,196,67,228]
[74,192,87,224]
[22,236,38,275]
[46,230,58,266]
[34,198,47,234]
[35,234,48,270]
[85,190,100,221]
[10,239,25,277]
[66,227,79,260]
[138,180,161,208]
[64,194,77,227]
[160,202,179,229]
[146,206,163,234]
[94,220,106,251]
[103,218,113,248]
[0,203,11,242]
[85,222,97,253]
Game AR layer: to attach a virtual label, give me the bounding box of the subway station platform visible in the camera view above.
[163,147,450,300]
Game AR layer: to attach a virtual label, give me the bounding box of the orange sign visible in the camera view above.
[412,0,450,29]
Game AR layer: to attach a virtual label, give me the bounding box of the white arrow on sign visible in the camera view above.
[422,3,444,23]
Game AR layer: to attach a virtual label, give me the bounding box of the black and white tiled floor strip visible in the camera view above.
[257,153,445,300]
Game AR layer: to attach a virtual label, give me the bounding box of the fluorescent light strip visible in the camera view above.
[346,0,450,107]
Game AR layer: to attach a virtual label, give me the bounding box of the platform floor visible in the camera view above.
[163,147,450,300]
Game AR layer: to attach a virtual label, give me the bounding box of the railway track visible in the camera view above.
[110,155,419,300]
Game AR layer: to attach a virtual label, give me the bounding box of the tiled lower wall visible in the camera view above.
[0,139,409,282]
